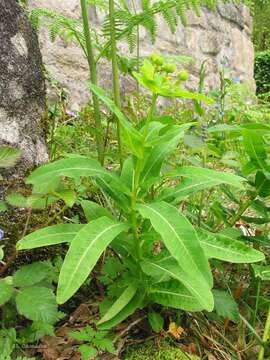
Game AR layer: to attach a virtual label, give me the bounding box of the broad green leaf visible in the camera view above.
[13,262,52,287]
[26,157,129,196]
[166,166,245,188]
[213,290,239,322]
[198,230,265,263]
[252,265,270,281]
[16,287,59,324]
[242,130,269,171]
[98,285,137,325]
[89,83,143,158]
[17,224,84,250]
[81,200,113,221]
[148,311,164,333]
[141,257,213,311]
[159,177,222,201]
[6,192,57,209]
[57,217,127,304]
[149,280,204,311]
[0,279,13,305]
[0,147,21,168]
[97,291,143,330]
[137,202,212,287]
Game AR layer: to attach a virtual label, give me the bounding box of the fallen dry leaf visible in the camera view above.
[167,322,184,339]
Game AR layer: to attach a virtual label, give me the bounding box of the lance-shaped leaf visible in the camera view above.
[198,230,265,263]
[137,202,212,287]
[166,166,245,188]
[140,138,180,189]
[146,123,193,147]
[17,224,84,250]
[96,176,130,211]
[89,83,144,159]
[57,217,127,304]
[255,171,270,198]
[98,284,137,325]
[141,257,213,311]
[149,280,204,311]
[97,291,144,330]
[242,129,269,171]
[81,200,113,221]
[27,156,130,197]
[159,177,222,201]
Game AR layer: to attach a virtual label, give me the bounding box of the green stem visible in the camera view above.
[80,0,104,165]
[258,305,270,360]
[253,279,261,328]
[130,94,158,259]
[109,0,123,168]
[228,196,255,227]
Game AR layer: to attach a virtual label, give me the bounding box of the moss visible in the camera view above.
[123,340,200,360]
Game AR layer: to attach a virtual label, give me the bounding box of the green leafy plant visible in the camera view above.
[0,261,61,326]
[252,264,270,360]
[255,50,270,101]
[16,56,265,332]
[69,325,116,359]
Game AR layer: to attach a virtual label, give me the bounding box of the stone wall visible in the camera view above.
[0,0,48,174]
[29,0,254,110]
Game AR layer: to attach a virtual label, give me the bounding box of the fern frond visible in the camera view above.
[161,7,178,33]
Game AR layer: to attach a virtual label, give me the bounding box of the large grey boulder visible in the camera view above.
[0,0,48,176]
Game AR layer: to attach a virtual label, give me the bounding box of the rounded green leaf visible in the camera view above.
[13,262,52,287]
[0,279,14,305]
[16,286,58,323]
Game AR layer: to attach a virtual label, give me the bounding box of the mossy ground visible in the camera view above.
[123,340,200,360]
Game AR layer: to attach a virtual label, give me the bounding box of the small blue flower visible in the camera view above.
[233,76,241,84]
[0,229,4,241]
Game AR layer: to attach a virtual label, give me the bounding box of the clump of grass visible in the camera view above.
[123,340,200,360]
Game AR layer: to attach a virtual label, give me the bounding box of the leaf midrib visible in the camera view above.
[59,223,121,300]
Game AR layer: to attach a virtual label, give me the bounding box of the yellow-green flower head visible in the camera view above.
[150,53,164,66]
[177,70,189,81]
[163,63,176,74]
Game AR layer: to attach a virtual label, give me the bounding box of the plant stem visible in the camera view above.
[258,305,270,360]
[109,0,123,168]
[228,196,255,227]
[80,0,104,165]
[130,94,158,259]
